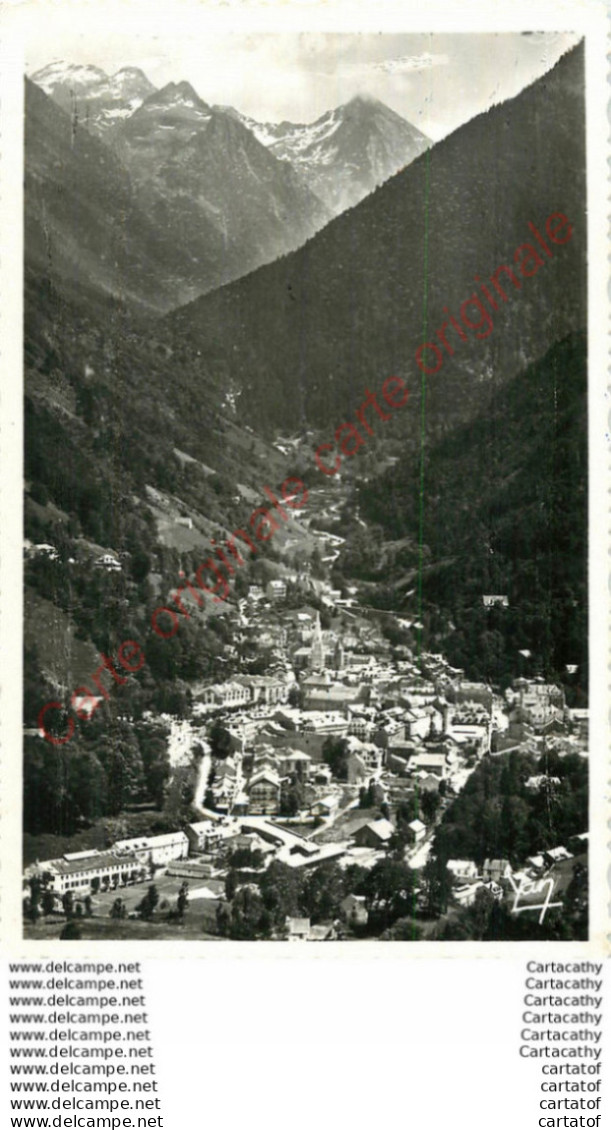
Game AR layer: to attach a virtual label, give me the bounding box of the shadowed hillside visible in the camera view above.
[359,332,588,689]
[26,75,329,311]
[25,80,204,311]
[169,44,586,436]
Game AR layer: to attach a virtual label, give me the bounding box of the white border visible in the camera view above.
[0,0,608,959]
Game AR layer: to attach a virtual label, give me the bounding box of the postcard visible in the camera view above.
[0,0,607,963]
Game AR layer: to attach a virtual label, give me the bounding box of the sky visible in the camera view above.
[26,31,579,140]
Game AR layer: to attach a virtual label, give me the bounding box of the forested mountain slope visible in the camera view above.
[360,332,587,687]
[169,44,586,436]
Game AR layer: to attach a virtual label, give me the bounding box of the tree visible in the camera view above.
[288,685,302,708]
[220,887,272,940]
[215,903,230,937]
[209,720,233,760]
[310,546,326,579]
[25,882,41,924]
[279,780,303,817]
[225,870,238,901]
[420,790,440,823]
[23,739,65,836]
[22,739,108,836]
[29,480,50,506]
[359,781,376,808]
[259,862,304,928]
[42,889,56,916]
[65,750,108,828]
[228,848,264,870]
[322,736,350,782]
[302,864,347,924]
[387,807,414,859]
[93,727,145,814]
[500,794,531,866]
[60,921,82,940]
[130,550,151,584]
[136,724,172,808]
[84,896,93,918]
[421,855,452,919]
[176,882,189,919]
[137,884,159,921]
[360,859,415,930]
[468,887,496,939]
[110,898,127,920]
[381,917,424,941]
[62,891,74,919]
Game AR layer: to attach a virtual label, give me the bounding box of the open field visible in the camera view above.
[24,589,100,688]
[24,871,225,940]
[24,912,221,942]
[86,871,224,918]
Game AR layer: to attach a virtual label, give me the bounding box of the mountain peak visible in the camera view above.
[252,92,429,214]
[112,66,151,81]
[341,92,413,125]
[106,67,156,102]
[152,80,209,110]
[345,92,382,108]
[30,61,109,93]
[168,42,585,436]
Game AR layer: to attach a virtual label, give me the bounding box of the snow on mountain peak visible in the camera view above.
[30,61,159,135]
[30,61,108,94]
[113,66,150,80]
[109,67,154,89]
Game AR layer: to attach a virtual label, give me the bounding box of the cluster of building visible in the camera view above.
[492,678,588,754]
[23,808,409,901]
[24,540,123,572]
[24,562,589,934]
[445,832,588,912]
[24,832,189,897]
[190,605,503,824]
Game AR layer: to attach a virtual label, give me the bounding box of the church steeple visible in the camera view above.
[309,611,325,670]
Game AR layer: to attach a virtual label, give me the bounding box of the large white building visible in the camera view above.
[25,831,189,896]
[27,850,142,896]
[199,681,251,708]
[113,831,189,866]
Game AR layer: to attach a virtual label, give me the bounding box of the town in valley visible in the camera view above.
[24,475,588,942]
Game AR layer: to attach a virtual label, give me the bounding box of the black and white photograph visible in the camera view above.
[19,23,591,944]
